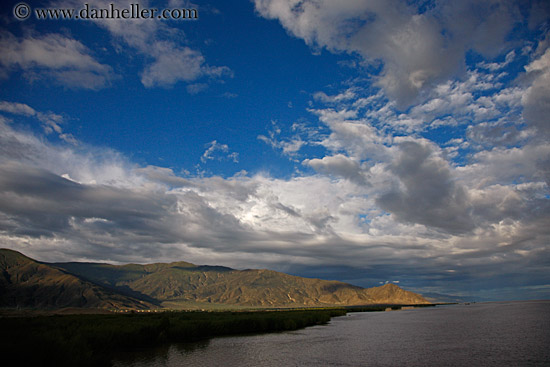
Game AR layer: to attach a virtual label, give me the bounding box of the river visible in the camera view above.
[113,300,550,366]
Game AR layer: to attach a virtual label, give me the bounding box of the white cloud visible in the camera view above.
[522,47,550,138]
[312,108,390,161]
[0,101,36,116]
[254,0,525,106]
[141,42,232,88]
[303,154,368,186]
[458,144,550,188]
[313,90,357,104]
[0,101,77,144]
[140,44,204,87]
[52,0,231,89]
[304,60,525,148]
[0,31,114,89]
[201,140,239,163]
[258,120,310,158]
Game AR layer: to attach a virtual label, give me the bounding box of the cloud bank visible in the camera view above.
[0,0,549,300]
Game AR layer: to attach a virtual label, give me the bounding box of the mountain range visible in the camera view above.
[0,248,429,310]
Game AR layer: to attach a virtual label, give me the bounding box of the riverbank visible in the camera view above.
[109,301,548,367]
[0,308,346,367]
[0,304,440,367]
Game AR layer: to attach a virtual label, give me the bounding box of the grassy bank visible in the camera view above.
[0,308,346,367]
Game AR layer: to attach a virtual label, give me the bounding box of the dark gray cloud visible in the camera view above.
[0,162,180,241]
[376,141,474,233]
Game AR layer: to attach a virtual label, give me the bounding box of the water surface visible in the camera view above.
[113,300,550,366]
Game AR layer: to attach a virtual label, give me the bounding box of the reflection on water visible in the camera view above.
[113,301,550,367]
[114,339,211,367]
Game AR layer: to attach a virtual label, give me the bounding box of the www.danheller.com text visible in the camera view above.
[19,3,198,20]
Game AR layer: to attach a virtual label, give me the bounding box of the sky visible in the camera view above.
[0,0,549,301]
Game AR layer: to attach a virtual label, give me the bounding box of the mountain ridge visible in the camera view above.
[0,248,430,310]
[0,248,153,310]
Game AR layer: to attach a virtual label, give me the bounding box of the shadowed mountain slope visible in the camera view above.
[0,249,153,310]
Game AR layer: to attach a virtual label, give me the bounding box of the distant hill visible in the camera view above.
[0,249,153,310]
[1,249,430,310]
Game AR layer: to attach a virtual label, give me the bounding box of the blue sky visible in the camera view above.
[0,0,549,301]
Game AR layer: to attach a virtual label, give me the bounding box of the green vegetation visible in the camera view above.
[0,308,346,367]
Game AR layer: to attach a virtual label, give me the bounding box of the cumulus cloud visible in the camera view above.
[0,117,357,266]
[1,107,549,297]
[141,43,232,88]
[304,58,525,149]
[466,121,526,148]
[2,0,550,298]
[303,154,368,186]
[52,0,231,88]
[522,47,550,138]
[313,108,389,161]
[460,144,550,188]
[376,140,474,234]
[253,0,526,106]
[0,31,114,89]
